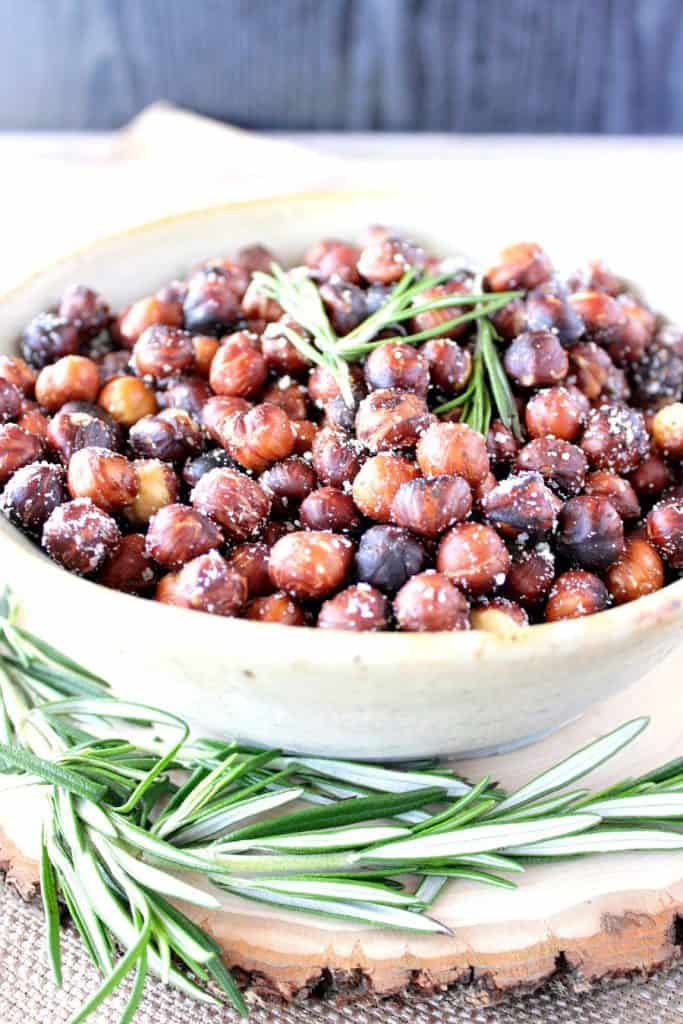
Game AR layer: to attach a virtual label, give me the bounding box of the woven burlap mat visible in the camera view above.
[1,886,680,1023]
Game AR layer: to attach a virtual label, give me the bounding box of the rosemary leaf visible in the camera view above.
[40,833,63,987]
[0,743,106,802]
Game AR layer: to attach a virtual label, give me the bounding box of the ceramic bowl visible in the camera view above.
[1,192,681,759]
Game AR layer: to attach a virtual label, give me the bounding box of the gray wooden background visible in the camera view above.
[2,0,682,132]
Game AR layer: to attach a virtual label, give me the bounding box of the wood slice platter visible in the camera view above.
[1,647,682,1004]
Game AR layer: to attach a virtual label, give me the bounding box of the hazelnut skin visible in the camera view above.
[268,531,354,600]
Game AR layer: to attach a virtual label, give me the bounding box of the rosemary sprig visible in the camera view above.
[1,590,682,1020]
[253,263,521,433]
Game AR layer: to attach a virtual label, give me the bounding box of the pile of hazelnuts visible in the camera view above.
[0,228,681,633]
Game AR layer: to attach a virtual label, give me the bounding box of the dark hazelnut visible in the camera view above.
[259,458,317,516]
[227,542,272,598]
[0,424,44,484]
[300,486,360,533]
[58,284,110,339]
[0,356,37,398]
[482,471,558,538]
[486,420,519,470]
[581,403,649,474]
[417,422,490,487]
[568,290,626,343]
[305,238,362,283]
[628,454,672,499]
[209,331,267,397]
[308,364,365,405]
[97,350,132,386]
[20,313,80,369]
[0,379,22,423]
[131,325,195,381]
[318,583,389,631]
[569,260,621,296]
[319,278,369,334]
[516,438,588,498]
[191,466,271,540]
[605,538,665,605]
[646,498,683,568]
[291,419,318,454]
[567,341,614,400]
[182,448,236,489]
[504,544,556,605]
[364,343,430,396]
[491,296,527,340]
[483,242,552,292]
[312,428,363,488]
[630,326,683,407]
[607,296,655,365]
[189,258,249,300]
[96,534,157,594]
[1,461,66,534]
[394,571,470,632]
[584,471,641,520]
[557,495,625,570]
[503,331,569,388]
[245,592,306,625]
[124,459,179,526]
[98,376,158,427]
[437,523,511,595]
[158,376,212,420]
[235,244,275,274]
[67,447,137,513]
[411,280,472,339]
[355,389,433,452]
[42,497,120,575]
[352,453,419,521]
[183,267,241,335]
[357,236,425,284]
[221,403,295,473]
[156,550,247,617]
[47,409,120,463]
[525,386,585,441]
[524,282,584,344]
[115,296,183,348]
[17,404,50,442]
[129,409,202,463]
[545,570,609,622]
[269,530,354,599]
[421,338,472,395]
[146,504,223,568]
[354,525,425,593]
[391,474,472,537]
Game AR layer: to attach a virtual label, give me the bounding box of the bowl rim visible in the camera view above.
[1,188,682,655]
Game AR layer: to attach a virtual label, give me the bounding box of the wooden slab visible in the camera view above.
[1,647,682,1002]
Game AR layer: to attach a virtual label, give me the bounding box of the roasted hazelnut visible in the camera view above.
[292,419,318,454]
[605,538,664,605]
[584,471,640,520]
[189,258,249,300]
[485,420,519,470]
[42,497,120,575]
[524,282,584,344]
[646,498,683,568]
[1,461,66,534]
[491,296,527,340]
[420,338,472,395]
[299,486,360,533]
[312,428,363,488]
[557,495,625,570]
[482,472,558,538]
[516,438,587,498]
[569,259,621,296]
[483,242,552,292]
[364,343,430,396]
[568,290,626,344]
[146,504,223,568]
[357,236,425,285]
[259,458,317,515]
[355,389,432,452]
[16,404,49,442]
[652,402,683,459]
[98,376,158,427]
[227,542,272,598]
[208,331,267,398]
[191,466,271,540]
[0,424,44,484]
[183,268,241,335]
[182,448,235,489]
[97,350,132,386]
[191,335,220,378]
[269,530,354,599]
[124,459,179,526]
[47,409,120,463]
[245,592,306,625]
[20,313,81,369]
[352,453,419,522]
[567,341,614,400]
[305,238,362,283]
[201,395,250,444]
[309,364,365,406]
[323,388,366,433]
[318,583,389,631]
[58,284,110,339]
[417,421,490,487]
[158,376,212,420]
[0,379,22,423]
[67,447,137,513]
[606,296,655,365]
[132,325,196,381]
[115,296,183,349]
[474,470,498,509]
[581,403,649,474]
[628,454,672,499]
[504,543,556,605]
[525,386,585,441]
[391,474,472,537]
[156,550,247,617]
[34,356,100,411]
[235,244,275,274]
[241,278,283,322]
[262,379,309,420]
[0,356,37,397]
[503,331,569,388]
[437,523,511,595]
[411,280,472,339]
[319,278,369,334]
[96,534,157,594]
[394,571,470,632]
[630,325,683,407]
[260,520,293,547]
[129,408,202,463]
[471,598,529,631]
[354,525,425,593]
[545,570,609,622]
[221,403,295,473]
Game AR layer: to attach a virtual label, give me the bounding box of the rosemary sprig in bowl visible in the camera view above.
[253,264,523,436]
[0,589,682,1021]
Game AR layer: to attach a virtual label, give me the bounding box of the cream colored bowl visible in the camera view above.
[1,192,682,759]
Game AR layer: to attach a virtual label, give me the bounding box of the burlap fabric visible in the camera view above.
[1,886,680,1023]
